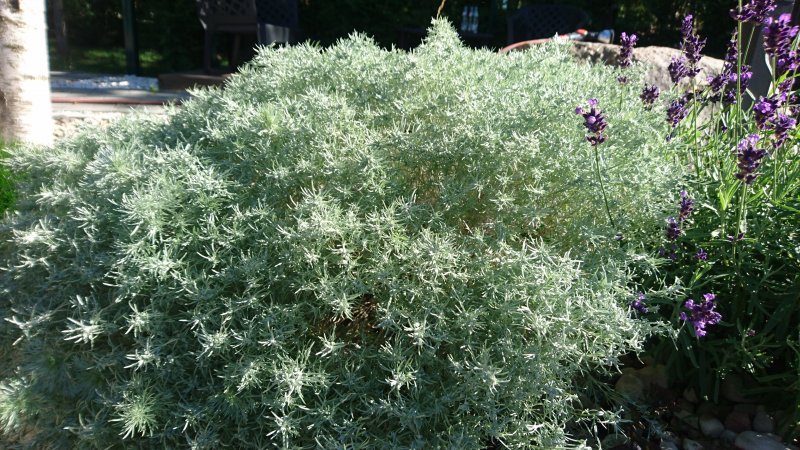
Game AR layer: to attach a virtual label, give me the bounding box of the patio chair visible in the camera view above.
[506,4,590,45]
[196,0,299,73]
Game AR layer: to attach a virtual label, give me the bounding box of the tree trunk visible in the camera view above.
[0,0,54,146]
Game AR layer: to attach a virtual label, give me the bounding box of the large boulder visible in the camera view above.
[569,42,724,93]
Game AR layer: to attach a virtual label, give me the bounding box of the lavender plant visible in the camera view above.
[634,2,800,436]
[0,21,682,448]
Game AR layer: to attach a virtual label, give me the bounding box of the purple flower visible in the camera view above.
[753,92,787,130]
[617,75,629,84]
[763,13,798,58]
[695,248,708,261]
[575,98,608,146]
[775,51,800,75]
[726,232,745,241]
[731,0,777,23]
[666,216,681,241]
[680,293,722,337]
[736,134,769,184]
[709,67,752,105]
[631,292,648,314]
[680,15,706,70]
[667,95,690,128]
[724,32,739,67]
[679,190,694,222]
[771,113,796,148]
[669,56,691,84]
[640,84,660,108]
[618,32,638,68]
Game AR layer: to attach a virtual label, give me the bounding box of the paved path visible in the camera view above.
[50,71,191,114]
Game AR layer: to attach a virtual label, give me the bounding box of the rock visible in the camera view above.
[615,373,645,401]
[695,401,716,416]
[601,433,629,448]
[674,409,700,430]
[638,364,669,389]
[720,429,738,445]
[659,441,680,450]
[683,386,700,403]
[683,437,705,450]
[676,398,696,414]
[699,414,725,438]
[734,403,759,417]
[661,431,680,444]
[722,374,751,403]
[735,431,794,450]
[752,410,775,434]
[569,42,724,94]
[725,409,752,433]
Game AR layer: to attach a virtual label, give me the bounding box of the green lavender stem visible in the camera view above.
[594,146,615,228]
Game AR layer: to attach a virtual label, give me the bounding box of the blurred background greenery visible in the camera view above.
[48,0,738,75]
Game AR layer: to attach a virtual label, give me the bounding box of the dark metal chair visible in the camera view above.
[196,0,299,73]
[506,4,590,45]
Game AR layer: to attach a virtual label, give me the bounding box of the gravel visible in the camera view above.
[51,75,159,91]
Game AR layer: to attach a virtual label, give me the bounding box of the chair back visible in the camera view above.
[507,4,590,44]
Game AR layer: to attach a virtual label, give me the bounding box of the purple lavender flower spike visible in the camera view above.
[679,190,694,222]
[668,56,690,84]
[631,292,648,314]
[680,15,706,70]
[731,0,777,23]
[667,95,690,128]
[575,98,608,146]
[753,92,787,130]
[772,113,796,148]
[736,134,768,184]
[681,293,722,337]
[763,13,799,58]
[666,216,681,241]
[724,31,739,67]
[618,32,638,68]
[776,51,800,75]
[681,15,694,37]
[640,84,660,108]
[695,248,708,261]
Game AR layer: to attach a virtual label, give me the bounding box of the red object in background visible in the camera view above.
[499,29,615,54]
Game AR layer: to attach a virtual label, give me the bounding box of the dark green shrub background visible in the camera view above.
[50,0,737,74]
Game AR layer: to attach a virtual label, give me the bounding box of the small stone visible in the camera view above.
[734,403,759,417]
[638,364,669,389]
[720,429,738,445]
[676,398,696,414]
[683,437,705,450]
[601,433,629,448]
[696,401,716,416]
[615,373,645,401]
[725,409,752,433]
[659,441,680,450]
[698,414,725,438]
[661,431,680,444]
[686,427,703,440]
[735,430,793,450]
[683,386,699,403]
[674,409,699,430]
[752,410,775,433]
[722,374,750,403]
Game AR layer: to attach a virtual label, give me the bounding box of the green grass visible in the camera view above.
[49,44,169,76]
[0,143,16,215]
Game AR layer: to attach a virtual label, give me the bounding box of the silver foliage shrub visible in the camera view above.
[0,21,681,448]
